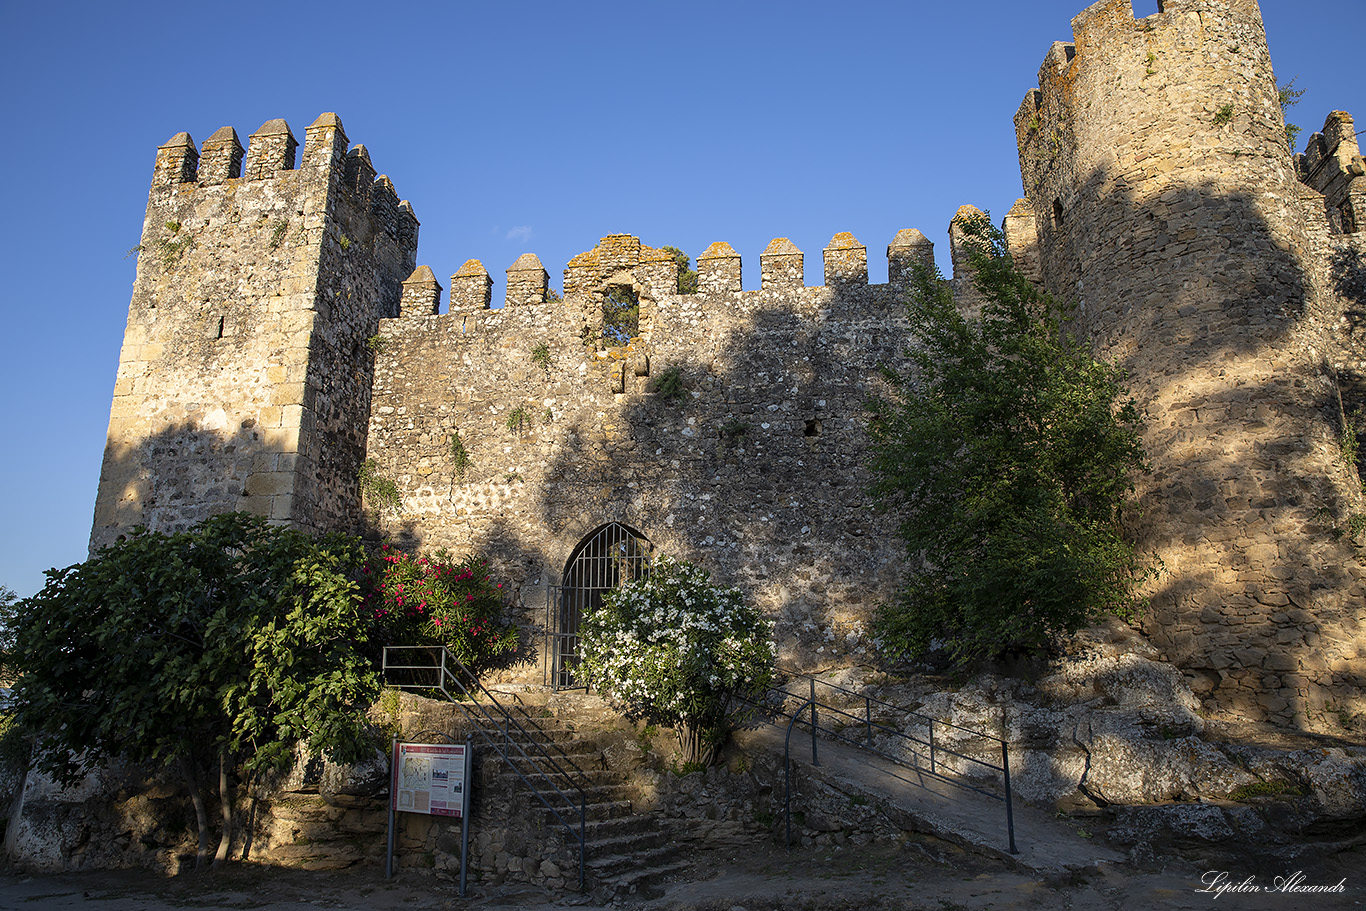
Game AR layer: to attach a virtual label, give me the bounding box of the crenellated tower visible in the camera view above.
[92,114,419,550]
[1013,0,1366,727]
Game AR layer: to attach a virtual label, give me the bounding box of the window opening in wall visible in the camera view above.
[545,522,652,690]
[602,285,639,347]
[804,419,822,438]
[216,315,225,339]
[1052,199,1066,227]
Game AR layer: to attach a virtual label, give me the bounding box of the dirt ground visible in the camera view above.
[2,835,1361,911]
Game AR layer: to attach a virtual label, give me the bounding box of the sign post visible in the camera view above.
[386,738,474,895]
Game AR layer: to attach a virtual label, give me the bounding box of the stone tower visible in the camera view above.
[91,114,419,551]
[1013,0,1366,726]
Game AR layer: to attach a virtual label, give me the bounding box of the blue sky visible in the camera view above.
[1,0,1362,597]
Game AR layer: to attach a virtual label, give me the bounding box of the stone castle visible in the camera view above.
[94,0,1366,730]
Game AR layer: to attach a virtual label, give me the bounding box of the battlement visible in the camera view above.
[1015,0,1281,180]
[411,229,948,322]
[1296,111,1366,234]
[148,114,417,239]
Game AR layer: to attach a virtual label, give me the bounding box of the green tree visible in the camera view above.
[580,555,774,766]
[660,246,698,294]
[602,285,639,346]
[0,584,18,683]
[1280,76,1305,152]
[10,514,377,868]
[867,215,1151,665]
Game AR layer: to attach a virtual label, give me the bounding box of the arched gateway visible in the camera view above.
[545,522,652,689]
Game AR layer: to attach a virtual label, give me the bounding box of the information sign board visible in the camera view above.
[393,742,468,818]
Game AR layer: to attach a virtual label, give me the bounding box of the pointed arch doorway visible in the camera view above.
[545,522,652,690]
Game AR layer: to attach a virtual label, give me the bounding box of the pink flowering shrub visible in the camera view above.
[361,546,519,669]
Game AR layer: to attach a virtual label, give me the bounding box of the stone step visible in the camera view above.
[532,798,635,825]
[587,842,686,882]
[488,764,630,788]
[595,857,692,899]
[588,827,671,859]
[584,813,658,841]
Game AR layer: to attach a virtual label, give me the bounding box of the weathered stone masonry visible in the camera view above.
[365,232,929,670]
[91,0,1366,729]
[92,114,418,550]
[1012,0,1366,726]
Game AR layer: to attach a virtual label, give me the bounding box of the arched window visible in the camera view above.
[545,523,652,689]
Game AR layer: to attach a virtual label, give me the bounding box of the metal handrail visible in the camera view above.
[757,675,1016,854]
[383,646,588,889]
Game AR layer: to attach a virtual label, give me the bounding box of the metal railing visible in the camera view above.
[754,675,1016,854]
[382,646,589,889]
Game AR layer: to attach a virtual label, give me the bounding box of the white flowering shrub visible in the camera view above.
[581,555,775,765]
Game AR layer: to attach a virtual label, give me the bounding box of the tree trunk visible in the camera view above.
[676,721,724,767]
[213,748,233,868]
[178,756,210,870]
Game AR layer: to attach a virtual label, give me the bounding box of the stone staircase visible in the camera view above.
[473,692,689,897]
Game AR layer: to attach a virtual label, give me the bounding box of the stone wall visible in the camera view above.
[90,114,418,552]
[364,232,950,677]
[1011,0,1366,727]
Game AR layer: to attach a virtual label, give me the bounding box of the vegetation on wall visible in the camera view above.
[359,458,401,512]
[1279,76,1305,151]
[648,364,688,404]
[867,214,1153,666]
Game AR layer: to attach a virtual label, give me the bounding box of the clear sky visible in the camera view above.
[1,0,1361,597]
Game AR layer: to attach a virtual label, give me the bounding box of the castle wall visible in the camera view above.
[364,234,919,675]
[1013,0,1366,726]
[91,115,417,551]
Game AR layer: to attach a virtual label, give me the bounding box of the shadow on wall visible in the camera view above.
[90,420,296,555]
[1043,165,1366,731]
[363,280,912,679]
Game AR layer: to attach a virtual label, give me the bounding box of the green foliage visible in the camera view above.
[867,214,1152,665]
[339,234,352,251]
[1279,76,1305,151]
[158,220,195,268]
[365,333,388,354]
[602,286,639,346]
[530,341,552,372]
[661,246,699,294]
[0,584,17,682]
[359,459,401,512]
[360,547,518,671]
[1212,103,1235,126]
[580,555,775,765]
[268,219,289,249]
[10,514,378,786]
[506,405,531,435]
[448,430,472,479]
[649,364,688,404]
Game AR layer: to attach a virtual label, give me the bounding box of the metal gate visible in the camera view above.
[545,523,652,690]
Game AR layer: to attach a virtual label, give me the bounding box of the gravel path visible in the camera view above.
[2,836,1361,910]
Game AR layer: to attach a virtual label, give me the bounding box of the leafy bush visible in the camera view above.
[10,513,376,867]
[580,555,774,765]
[867,214,1152,665]
[361,547,518,670]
